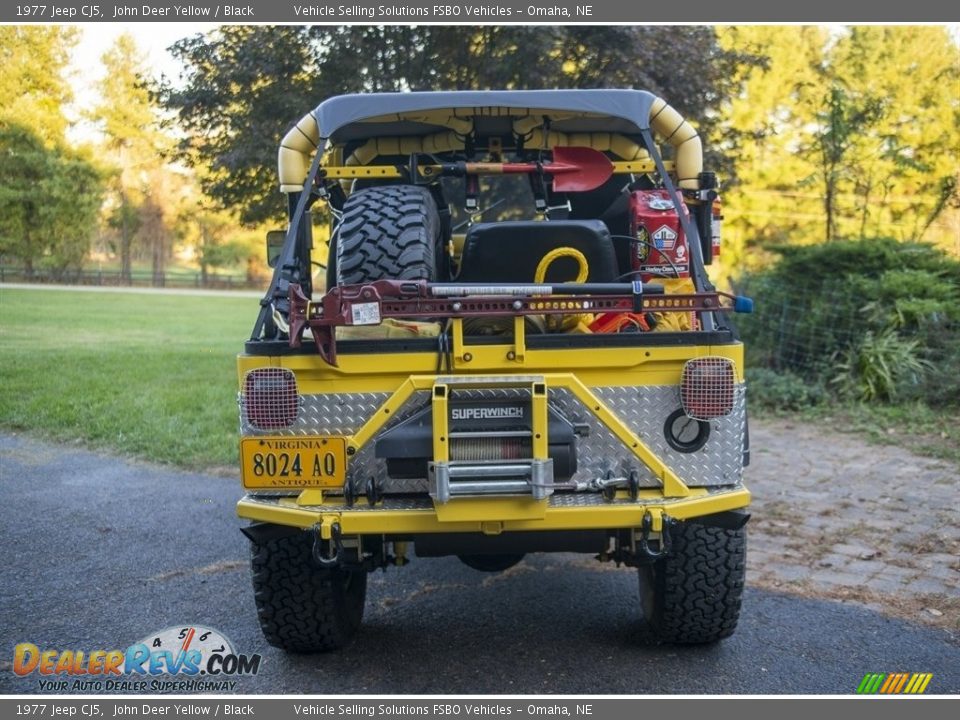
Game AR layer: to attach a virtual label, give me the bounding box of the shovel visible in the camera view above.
[412,146,615,192]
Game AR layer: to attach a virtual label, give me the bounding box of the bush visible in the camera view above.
[736,238,960,407]
[906,324,960,406]
[831,330,931,401]
[747,368,826,410]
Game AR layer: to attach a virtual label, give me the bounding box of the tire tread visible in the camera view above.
[250,532,366,653]
[641,523,746,644]
[337,185,440,285]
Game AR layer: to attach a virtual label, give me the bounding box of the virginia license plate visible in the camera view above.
[240,437,347,489]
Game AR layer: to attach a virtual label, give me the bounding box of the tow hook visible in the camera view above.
[628,469,640,501]
[312,522,343,567]
[597,469,642,502]
[365,476,382,506]
[343,479,357,507]
[637,512,673,560]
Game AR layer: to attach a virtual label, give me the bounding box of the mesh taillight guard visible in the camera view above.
[242,367,301,430]
[680,357,736,420]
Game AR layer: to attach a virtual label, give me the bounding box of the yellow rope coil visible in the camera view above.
[534,247,593,333]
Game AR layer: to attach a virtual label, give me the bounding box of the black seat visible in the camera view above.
[456,220,618,284]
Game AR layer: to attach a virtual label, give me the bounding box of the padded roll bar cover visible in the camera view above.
[276,91,704,193]
[456,220,619,284]
[648,97,702,190]
[344,131,464,167]
[278,113,320,192]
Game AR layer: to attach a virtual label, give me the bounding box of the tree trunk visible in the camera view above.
[824,181,835,241]
[120,189,132,284]
[152,230,164,287]
[200,224,209,287]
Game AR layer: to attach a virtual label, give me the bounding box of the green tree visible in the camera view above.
[716,26,828,270]
[808,84,885,241]
[0,28,102,275]
[0,124,102,277]
[163,26,321,226]
[827,27,960,246]
[194,207,251,283]
[719,26,960,267]
[92,34,170,283]
[0,26,77,145]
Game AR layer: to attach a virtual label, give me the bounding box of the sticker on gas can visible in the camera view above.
[636,226,650,261]
[652,225,678,250]
[350,302,381,325]
[648,197,674,211]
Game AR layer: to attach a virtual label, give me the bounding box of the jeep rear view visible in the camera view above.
[236,89,754,652]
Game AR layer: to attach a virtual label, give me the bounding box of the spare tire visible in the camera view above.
[333,184,443,286]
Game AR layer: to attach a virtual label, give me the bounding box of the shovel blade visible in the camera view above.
[550,146,614,192]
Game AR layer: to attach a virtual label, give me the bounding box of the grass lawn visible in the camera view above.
[0,287,257,470]
[751,402,960,465]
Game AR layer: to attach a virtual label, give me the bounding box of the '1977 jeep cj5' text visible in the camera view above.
[237,90,754,652]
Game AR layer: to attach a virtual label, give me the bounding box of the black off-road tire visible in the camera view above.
[334,184,443,286]
[638,522,745,644]
[251,532,367,653]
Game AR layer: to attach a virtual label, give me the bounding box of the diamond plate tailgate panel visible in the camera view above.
[240,382,745,491]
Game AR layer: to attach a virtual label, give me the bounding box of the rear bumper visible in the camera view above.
[236,485,750,538]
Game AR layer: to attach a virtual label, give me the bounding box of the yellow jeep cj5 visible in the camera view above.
[237,90,755,652]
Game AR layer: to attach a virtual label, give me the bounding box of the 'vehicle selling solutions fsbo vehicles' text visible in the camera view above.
[236,90,755,652]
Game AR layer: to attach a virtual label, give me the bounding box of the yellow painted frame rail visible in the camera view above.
[319,159,673,182]
[237,487,750,536]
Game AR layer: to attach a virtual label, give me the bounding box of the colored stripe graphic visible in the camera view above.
[893,673,910,693]
[856,673,933,694]
[880,674,897,693]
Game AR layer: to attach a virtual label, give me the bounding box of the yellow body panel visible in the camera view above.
[237,342,745,392]
[237,341,747,534]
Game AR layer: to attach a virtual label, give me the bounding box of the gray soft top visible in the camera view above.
[313,89,658,144]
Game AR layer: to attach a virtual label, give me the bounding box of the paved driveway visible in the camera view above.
[1,432,957,694]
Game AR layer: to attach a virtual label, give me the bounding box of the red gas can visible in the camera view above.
[628,189,689,279]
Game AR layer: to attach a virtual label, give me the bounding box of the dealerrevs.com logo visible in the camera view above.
[12,626,262,692]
